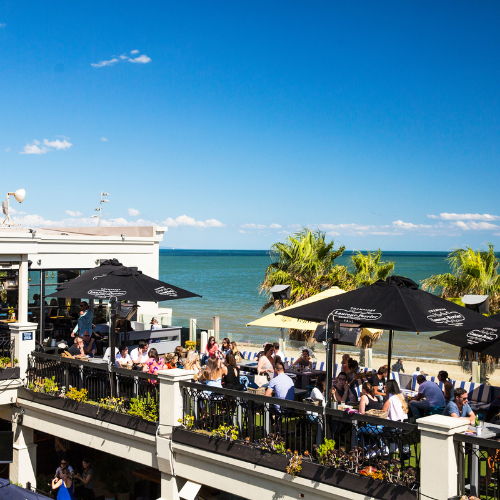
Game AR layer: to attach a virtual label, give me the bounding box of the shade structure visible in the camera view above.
[277,276,497,332]
[431,316,500,358]
[0,479,52,500]
[47,265,201,302]
[278,276,500,377]
[246,286,383,338]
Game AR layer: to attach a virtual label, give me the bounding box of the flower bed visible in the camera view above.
[172,427,418,500]
[18,385,158,435]
[0,367,20,380]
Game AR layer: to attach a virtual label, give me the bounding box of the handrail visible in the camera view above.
[29,351,158,382]
[453,432,500,448]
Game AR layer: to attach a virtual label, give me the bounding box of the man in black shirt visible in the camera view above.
[68,336,85,356]
[369,366,388,402]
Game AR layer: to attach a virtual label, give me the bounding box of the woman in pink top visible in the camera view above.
[143,348,165,383]
[204,336,219,359]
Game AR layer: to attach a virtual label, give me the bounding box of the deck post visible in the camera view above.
[10,413,37,488]
[9,322,37,380]
[417,414,468,500]
[158,369,195,437]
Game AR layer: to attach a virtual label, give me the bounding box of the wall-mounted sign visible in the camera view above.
[22,331,33,341]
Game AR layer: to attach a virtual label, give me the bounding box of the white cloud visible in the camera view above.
[119,54,128,60]
[241,223,266,229]
[20,143,49,155]
[43,139,72,150]
[239,230,246,234]
[269,223,282,229]
[131,49,140,54]
[161,215,225,228]
[129,54,151,64]
[91,58,119,68]
[429,213,500,221]
[101,137,108,142]
[453,221,499,231]
[4,147,10,152]
[65,211,83,217]
[0,23,6,28]
[20,137,72,154]
[128,208,141,217]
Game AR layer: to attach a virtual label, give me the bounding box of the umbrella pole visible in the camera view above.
[110,300,117,397]
[387,329,393,380]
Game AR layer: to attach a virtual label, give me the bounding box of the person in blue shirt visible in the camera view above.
[265,361,294,401]
[442,387,476,424]
[73,302,93,337]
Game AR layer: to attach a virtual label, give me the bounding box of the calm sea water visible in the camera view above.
[158,250,466,361]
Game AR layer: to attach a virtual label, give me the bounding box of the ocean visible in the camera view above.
[158,250,465,362]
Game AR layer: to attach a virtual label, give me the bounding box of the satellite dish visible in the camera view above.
[13,189,25,203]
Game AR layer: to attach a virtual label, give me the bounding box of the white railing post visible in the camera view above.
[418,415,469,500]
[157,369,195,438]
[10,411,36,488]
[9,322,37,381]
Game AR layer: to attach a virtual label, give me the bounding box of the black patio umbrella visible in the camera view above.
[430,316,500,358]
[46,265,201,370]
[278,276,498,381]
[0,479,52,500]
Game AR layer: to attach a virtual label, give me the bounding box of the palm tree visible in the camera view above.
[350,249,395,287]
[260,228,353,340]
[421,243,500,312]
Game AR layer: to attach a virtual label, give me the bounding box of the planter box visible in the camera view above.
[0,367,20,380]
[17,388,157,435]
[172,428,417,500]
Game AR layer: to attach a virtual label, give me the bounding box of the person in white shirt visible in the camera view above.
[129,340,150,365]
[103,346,119,362]
[115,345,132,368]
[150,317,162,330]
[272,342,284,360]
[413,367,421,376]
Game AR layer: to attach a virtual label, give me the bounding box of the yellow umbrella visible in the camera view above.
[246,286,382,338]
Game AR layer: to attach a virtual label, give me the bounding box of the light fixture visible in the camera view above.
[95,259,101,265]
[92,191,110,227]
[29,229,36,238]
[37,260,41,266]
[121,234,125,241]
[1,188,26,227]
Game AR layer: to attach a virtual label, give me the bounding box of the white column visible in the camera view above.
[18,255,29,323]
[157,369,195,437]
[212,316,219,343]
[189,319,197,343]
[418,414,469,500]
[10,412,37,488]
[10,322,37,380]
[159,472,180,500]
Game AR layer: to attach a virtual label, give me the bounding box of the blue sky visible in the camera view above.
[1,1,499,251]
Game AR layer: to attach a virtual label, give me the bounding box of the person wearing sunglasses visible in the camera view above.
[442,387,476,424]
[55,458,74,479]
[332,372,355,404]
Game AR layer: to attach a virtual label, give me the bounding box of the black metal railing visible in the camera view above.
[26,351,159,406]
[0,337,13,359]
[179,381,420,491]
[455,433,500,499]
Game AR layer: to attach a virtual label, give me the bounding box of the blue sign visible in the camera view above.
[22,332,33,341]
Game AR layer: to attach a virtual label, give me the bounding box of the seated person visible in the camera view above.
[382,379,409,422]
[116,319,133,332]
[103,346,119,362]
[346,359,359,383]
[409,374,446,418]
[310,374,327,402]
[437,370,454,402]
[82,331,96,357]
[115,344,132,368]
[442,387,476,424]
[332,372,355,404]
[359,382,382,414]
[174,345,185,367]
[265,360,294,401]
[293,349,312,370]
[163,353,177,369]
[223,353,245,390]
[486,393,500,424]
[129,340,150,365]
[184,351,201,375]
[150,317,162,330]
[341,353,351,374]
[369,366,388,401]
[68,336,86,357]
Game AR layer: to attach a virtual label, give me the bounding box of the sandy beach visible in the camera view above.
[239,344,500,386]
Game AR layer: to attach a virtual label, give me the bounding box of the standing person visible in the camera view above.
[257,343,275,380]
[409,375,446,418]
[392,359,405,373]
[52,467,74,500]
[437,370,454,403]
[273,342,284,360]
[369,366,388,402]
[265,361,294,401]
[55,458,74,479]
[72,302,93,338]
[442,388,476,424]
[382,380,409,422]
[74,458,94,500]
[341,354,351,374]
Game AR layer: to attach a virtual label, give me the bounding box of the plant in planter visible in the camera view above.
[286,451,302,478]
[66,387,89,402]
[315,438,336,464]
[28,376,60,395]
[211,423,238,441]
[185,340,196,351]
[0,357,18,369]
[259,433,286,454]
[98,396,125,413]
[128,397,158,422]
[178,415,194,429]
